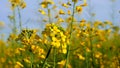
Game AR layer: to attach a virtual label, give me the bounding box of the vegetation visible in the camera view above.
[0,0,120,68]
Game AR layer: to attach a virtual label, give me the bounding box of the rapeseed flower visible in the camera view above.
[38,9,46,15]
[77,54,85,60]
[59,9,65,15]
[62,3,68,8]
[15,62,23,68]
[76,6,82,13]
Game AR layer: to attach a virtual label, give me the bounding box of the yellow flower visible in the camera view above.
[67,10,71,15]
[40,55,45,59]
[52,37,56,41]
[20,2,26,9]
[61,35,66,42]
[23,58,31,63]
[51,37,60,48]
[11,3,17,10]
[59,9,65,15]
[62,3,68,8]
[58,18,64,22]
[58,60,66,65]
[51,40,60,48]
[80,3,87,7]
[66,39,70,44]
[95,52,102,59]
[15,62,24,68]
[67,2,71,6]
[15,48,21,54]
[38,9,46,15]
[77,54,85,60]
[80,19,86,27]
[40,1,48,8]
[62,49,67,54]
[9,0,21,4]
[66,16,76,23]
[9,0,26,10]
[40,0,54,8]
[76,6,82,13]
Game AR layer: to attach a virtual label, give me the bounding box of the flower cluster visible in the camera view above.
[9,0,26,10]
[42,23,69,54]
[16,29,41,45]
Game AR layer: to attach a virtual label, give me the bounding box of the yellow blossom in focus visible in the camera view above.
[51,37,60,48]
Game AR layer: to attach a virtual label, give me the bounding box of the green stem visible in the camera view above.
[53,47,56,68]
[89,31,95,68]
[42,46,52,68]
[47,8,51,23]
[47,4,51,23]
[13,9,17,34]
[17,6,22,31]
[84,46,88,68]
[30,53,33,68]
[42,3,52,68]
[65,2,76,68]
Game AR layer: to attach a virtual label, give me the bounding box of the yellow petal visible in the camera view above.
[59,9,65,15]
[38,9,46,15]
[58,60,66,65]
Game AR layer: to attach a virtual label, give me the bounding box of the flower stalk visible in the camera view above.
[65,2,76,68]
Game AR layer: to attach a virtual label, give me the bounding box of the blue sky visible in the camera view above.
[0,0,120,40]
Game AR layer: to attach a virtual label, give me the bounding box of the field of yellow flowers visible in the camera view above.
[0,0,120,68]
